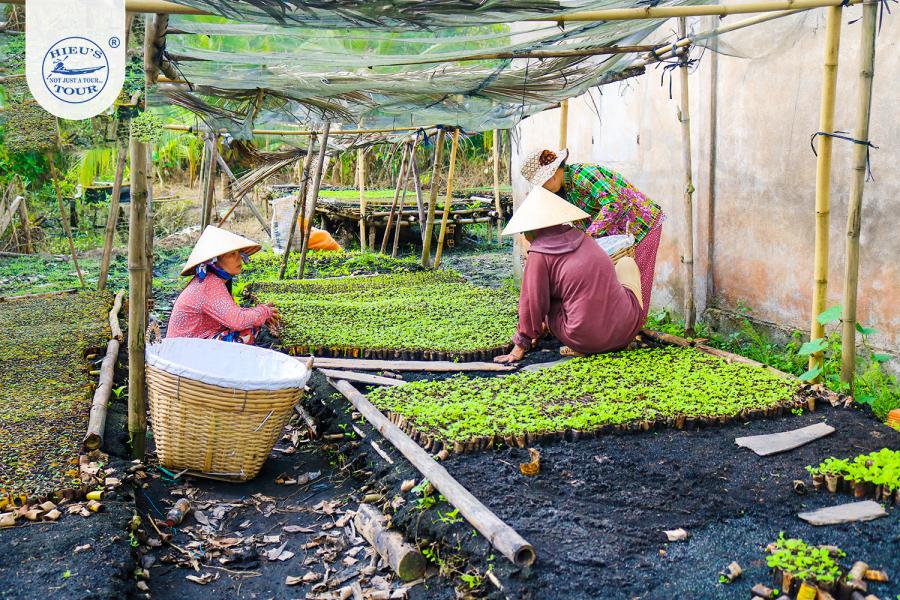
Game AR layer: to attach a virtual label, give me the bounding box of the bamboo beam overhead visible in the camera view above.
[0,0,865,19]
[162,124,437,137]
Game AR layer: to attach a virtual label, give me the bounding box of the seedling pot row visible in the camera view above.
[809,473,899,504]
[285,344,512,362]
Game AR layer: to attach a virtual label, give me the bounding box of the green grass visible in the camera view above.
[0,292,113,498]
[369,346,801,446]
[248,271,518,356]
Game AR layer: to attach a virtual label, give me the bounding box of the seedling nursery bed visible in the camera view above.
[247,271,518,360]
[0,291,113,500]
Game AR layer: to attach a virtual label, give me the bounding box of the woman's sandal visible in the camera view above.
[559,346,585,358]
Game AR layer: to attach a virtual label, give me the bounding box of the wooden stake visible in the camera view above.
[420,128,447,267]
[98,142,128,291]
[840,1,876,389]
[354,503,426,581]
[84,290,125,450]
[809,5,843,374]
[48,155,84,287]
[676,18,696,332]
[357,146,367,250]
[128,135,150,459]
[492,129,503,245]
[297,122,331,279]
[330,379,536,568]
[380,142,411,254]
[393,141,418,258]
[433,127,461,268]
[559,99,569,148]
[277,134,316,280]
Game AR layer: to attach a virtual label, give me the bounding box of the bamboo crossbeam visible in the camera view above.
[301,356,514,372]
[434,128,461,268]
[162,123,436,137]
[373,44,660,68]
[317,368,405,387]
[840,1,877,388]
[330,379,536,568]
[809,5,843,375]
[1,0,863,19]
[676,18,696,332]
[84,290,125,451]
[98,142,128,292]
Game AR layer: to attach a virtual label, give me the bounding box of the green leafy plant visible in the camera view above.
[807,448,900,494]
[765,533,844,586]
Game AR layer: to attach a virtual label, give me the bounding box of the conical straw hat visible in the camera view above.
[502,186,590,236]
[180,226,262,276]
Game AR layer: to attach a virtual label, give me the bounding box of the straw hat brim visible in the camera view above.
[502,186,590,236]
[180,226,262,276]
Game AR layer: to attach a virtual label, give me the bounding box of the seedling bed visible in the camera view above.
[368,346,812,455]
[0,291,113,499]
[246,271,518,360]
[806,448,900,503]
[238,250,423,289]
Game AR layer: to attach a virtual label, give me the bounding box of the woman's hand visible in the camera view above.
[494,344,527,364]
[265,304,282,329]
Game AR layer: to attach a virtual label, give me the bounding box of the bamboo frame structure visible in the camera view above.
[677,18,695,332]
[840,1,877,388]
[433,128,461,268]
[392,141,419,258]
[809,5,843,374]
[380,141,411,254]
[277,134,316,280]
[1,0,862,19]
[48,155,85,287]
[492,129,503,245]
[215,154,272,235]
[559,99,569,149]
[128,135,150,459]
[297,122,332,279]
[357,146,366,250]
[98,142,128,291]
[420,128,447,267]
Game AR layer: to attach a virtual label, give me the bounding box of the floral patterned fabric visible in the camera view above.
[167,273,272,344]
[563,163,662,243]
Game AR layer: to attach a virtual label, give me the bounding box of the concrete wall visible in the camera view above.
[512,8,899,354]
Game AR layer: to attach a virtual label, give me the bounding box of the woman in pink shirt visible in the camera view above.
[495,187,644,364]
[167,226,279,345]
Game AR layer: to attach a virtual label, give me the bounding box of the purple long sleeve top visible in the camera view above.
[512,225,642,354]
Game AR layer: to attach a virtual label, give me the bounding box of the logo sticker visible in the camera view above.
[42,37,109,104]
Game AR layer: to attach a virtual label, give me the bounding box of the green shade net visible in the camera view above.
[152,0,708,138]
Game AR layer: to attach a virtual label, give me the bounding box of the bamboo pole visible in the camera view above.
[330,379,536,568]
[433,128,461,268]
[492,129,503,245]
[421,128,447,267]
[357,147,367,250]
[98,142,128,291]
[48,155,85,287]
[302,356,514,372]
[354,504,426,581]
[373,43,660,68]
[705,16,719,304]
[392,141,418,258]
[277,134,315,280]
[297,122,332,279]
[559,99,569,149]
[809,5,843,374]
[128,134,149,459]
[2,0,862,19]
[676,18,696,332]
[215,154,272,235]
[84,290,125,450]
[410,146,427,243]
[381,141,411,254]
[162,123,437,136]
[201,135,217,229]
[840,1,876,389]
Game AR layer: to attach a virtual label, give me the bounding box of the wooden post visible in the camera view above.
[392,141,418,258]
[380,141,411,254]
[128,135,149,459]
[201,135,216,229]
[357,147,367,250]
[559,99,569,148]
[433,127,461,268]
[705,17,719,304]
[98,142,128,291]
[676,18,696,332]
[354,504,426,581]
[277,134,315,280]
[840,1,876,389]
[809,5,843,373]
[84,290,125,450]
[14,177,32,254]
[420,128,446,267]
[48,155,85,287]
[493,129,503,245]
[297,122,331,279]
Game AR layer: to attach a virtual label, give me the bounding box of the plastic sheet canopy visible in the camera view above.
[154,0,709,136]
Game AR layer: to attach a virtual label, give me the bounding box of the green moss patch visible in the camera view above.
[248,271,518,359]
[0,292,113,498]
[369,346,802,452]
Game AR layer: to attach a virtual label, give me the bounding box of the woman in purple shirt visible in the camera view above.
[494,186,644,364]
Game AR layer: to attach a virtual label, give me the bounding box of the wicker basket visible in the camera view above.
[146,338,310,481]
[609,245,636,264]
